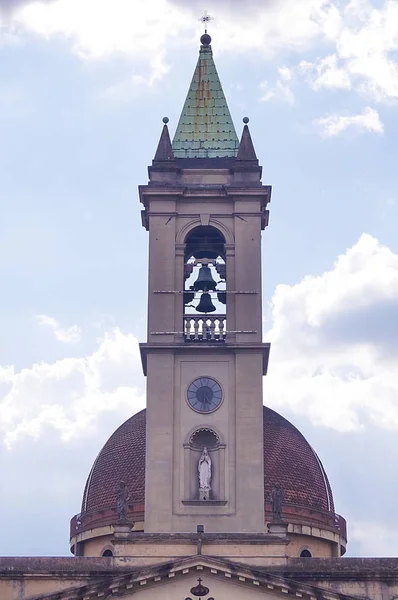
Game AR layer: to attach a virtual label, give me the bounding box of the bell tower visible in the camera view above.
[139,33,271,533]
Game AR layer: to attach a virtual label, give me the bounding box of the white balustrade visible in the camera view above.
[184,314,226,342]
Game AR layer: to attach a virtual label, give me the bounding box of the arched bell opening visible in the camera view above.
[184,225,226,261]
[183,226,227,339]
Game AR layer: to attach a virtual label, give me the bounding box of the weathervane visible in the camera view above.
[199,10,214,34]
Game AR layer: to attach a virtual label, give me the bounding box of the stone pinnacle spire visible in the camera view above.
[153,117,174,161]
[237,117,258,162]
[172,34,239,159]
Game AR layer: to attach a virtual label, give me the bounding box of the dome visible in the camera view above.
[82,409,146,513]
[263,407,334,513]
[80,406,335,519]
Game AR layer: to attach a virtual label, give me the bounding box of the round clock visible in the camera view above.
[187,377,223,413]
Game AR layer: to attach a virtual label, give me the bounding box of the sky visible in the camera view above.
[0,0,398,558]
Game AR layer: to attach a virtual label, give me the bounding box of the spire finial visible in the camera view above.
[199,10,213,34]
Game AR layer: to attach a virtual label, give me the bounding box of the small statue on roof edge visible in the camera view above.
[116,481,130,521]
[270,484,284,522]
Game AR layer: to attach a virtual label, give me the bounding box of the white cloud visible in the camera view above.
[300,54,351,90]
[4,0,398,105]
[337,0,398,101]
[264,234,398,432]
[36,314,81,343]
[259,67,295,104]
[313,106,384,136]
[296,0,398,101]
[0,326,146,554]
[14,0,188,59]
[10,0,338,60]
[102,51,170,103]
[6,0,191,83]
[0,328,145,448]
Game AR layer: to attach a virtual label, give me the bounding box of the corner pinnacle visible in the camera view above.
[153,117,174,161]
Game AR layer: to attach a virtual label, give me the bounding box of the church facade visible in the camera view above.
[1,33,398,600]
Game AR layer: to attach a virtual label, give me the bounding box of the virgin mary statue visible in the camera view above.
[198,447,211,500]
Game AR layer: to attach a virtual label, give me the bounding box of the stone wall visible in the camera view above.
[2,556,398,600]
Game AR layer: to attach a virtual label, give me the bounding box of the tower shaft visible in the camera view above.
[139,36,271,533]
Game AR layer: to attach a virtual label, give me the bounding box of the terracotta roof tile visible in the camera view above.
[263,406,334,513]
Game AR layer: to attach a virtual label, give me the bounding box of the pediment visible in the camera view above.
[31,555,362,600]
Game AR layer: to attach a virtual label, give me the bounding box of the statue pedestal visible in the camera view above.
[182,500,227,506]
[113,521,134,540]
[268,521,288,537]
[199,487,211,501]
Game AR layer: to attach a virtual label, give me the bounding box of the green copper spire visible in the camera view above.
[172,34,239,159]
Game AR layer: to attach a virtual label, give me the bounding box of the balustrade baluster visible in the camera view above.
[183,314,226,342]
[209,319,216,340]
[200,318,206,338]
[214,318,219,338]
[204,319,209,339]
[219,318,225,340]
[194,319,200,340]
[185,318,191,339]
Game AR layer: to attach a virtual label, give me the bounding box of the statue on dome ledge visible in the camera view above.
[116,481,130,521]
[270,484,284,522]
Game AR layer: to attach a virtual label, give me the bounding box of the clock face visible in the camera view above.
[187,377,223,413]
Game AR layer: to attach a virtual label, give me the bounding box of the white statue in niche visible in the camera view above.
[198,447,212,500]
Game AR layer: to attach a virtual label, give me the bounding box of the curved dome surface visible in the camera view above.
[81,406,334,516]
[263,406,334,512]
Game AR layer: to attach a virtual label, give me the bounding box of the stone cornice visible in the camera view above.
[22,555,367,600]
[139,183,272,206]
[139,342,271,376]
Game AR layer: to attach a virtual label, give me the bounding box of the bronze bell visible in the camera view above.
[196,292,216,313]
[193,264,217,292]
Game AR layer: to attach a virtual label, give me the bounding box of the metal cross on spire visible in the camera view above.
[199,10,214,33]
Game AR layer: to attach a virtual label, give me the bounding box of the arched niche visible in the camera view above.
[184,424,225,447]
[190,428,220,449]
[183,427,226,503]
